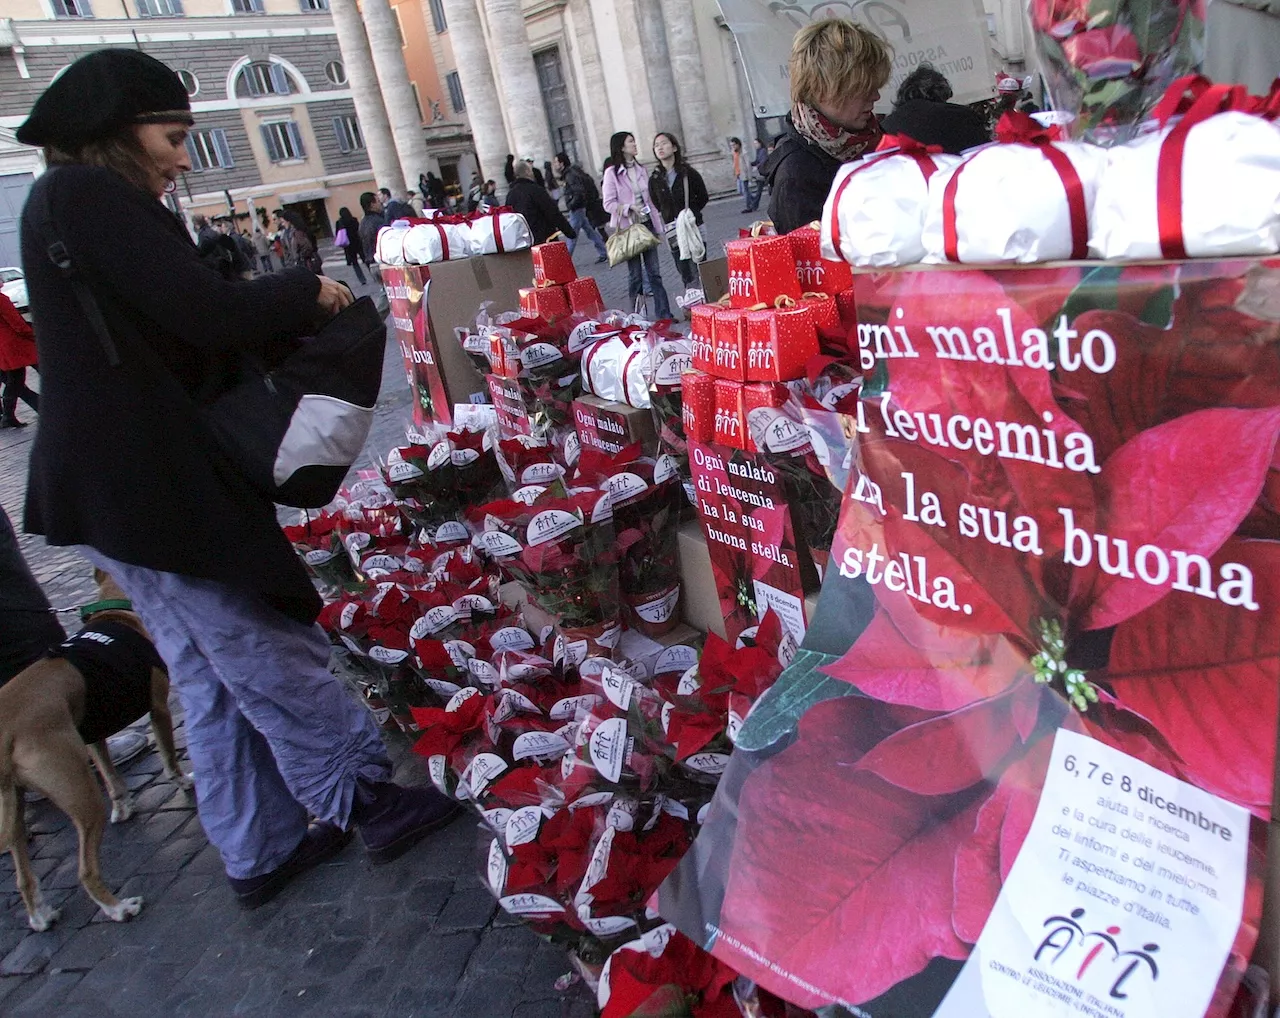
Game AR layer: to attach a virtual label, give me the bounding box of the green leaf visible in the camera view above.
[734,649,857,753]
[1139,286,1176,329]
[1127,0,1154,52]
[1059,264,1123,323]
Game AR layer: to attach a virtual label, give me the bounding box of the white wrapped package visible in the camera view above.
[1091,112,1280,260]
[375,224,410,266]
[921,140,1107,263]
[820,148,962,267]
[581,335,651,409]
[469,212,533,256]
[402,221,471,264]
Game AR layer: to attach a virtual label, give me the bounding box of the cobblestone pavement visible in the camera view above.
[0,196,749,1017]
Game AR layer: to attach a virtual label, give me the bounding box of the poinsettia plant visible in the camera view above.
[701,260,1280,1013]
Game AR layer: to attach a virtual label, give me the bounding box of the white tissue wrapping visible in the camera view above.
[403,222,472,264]
[375,225,410,267]
[820,151,962,267]
[581,336,652,409]
[468,213,534,256]
[1090,111,1280,260]
[921,141,1107,264]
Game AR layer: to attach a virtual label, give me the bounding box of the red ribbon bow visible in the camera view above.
[943,112,1088,263]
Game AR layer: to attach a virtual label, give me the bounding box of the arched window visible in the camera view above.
[236,61,295,98]
[176,69,199,96]
[324,60,346,85]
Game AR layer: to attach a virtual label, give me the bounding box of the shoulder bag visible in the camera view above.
[605,168,659,267]
[32,179,384,509]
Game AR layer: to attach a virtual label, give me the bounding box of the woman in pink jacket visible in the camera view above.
[601,131,673,320]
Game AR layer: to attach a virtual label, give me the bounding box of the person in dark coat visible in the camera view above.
[555,151,608,262]
[505,160,576,245]
[762,18,892,234]
[16,47,459,910]
[649,132,709,290]
[358,190,386,266]
[333,206,366,285]
[881,64,991,154]
[0,290,38,427]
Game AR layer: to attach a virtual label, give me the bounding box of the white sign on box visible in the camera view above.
[934,728,1247,1018]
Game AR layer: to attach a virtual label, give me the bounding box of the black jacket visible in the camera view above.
[561,165,598,212]
[505,178,576,245]
[648,163,709,227]
[21,165,325,624]
[762,116,846,235]
[881,99,990,155]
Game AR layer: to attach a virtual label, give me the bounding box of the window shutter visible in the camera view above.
[332,116,350,154]
[260,124,280,162]
[287,122,306,159]
[183,135,199,168]
[269,63,290,95]
[212,129,234,168]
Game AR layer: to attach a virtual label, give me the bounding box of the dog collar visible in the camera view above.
[79,599,133,620]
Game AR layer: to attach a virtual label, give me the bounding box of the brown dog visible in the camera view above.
[0,570,192,931]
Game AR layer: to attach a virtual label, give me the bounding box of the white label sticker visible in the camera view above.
[362,554,401,576]
[467,658,500,686]
[589,717,629,783]
[512,484,547,506]
[491,627,536,652]
[339,602,361,630]
[339,635,365,657]
[601,667,636,711]
[569,791,614,811]
[505,806,545,849]
[727,710,745,744]
[655,645,699,676]
[579,826,617,903]
[343,531,372,555]
[522,461,564,485]
[427,441,451,470]
[662,798,690,821]
[683,752,730,775]
[499,893,565,917]
[434,520,469,544]
[512,731,571,762]
[563,432,581,468]
[451,448,480,467]
[582,915,638,937]
[368,645,409,665]
[487,838,508,895]
[661,700,674,736]
[641,923,677,957]
[653,454,680,486]
[459,752,508,799]
[303,548,334,565]
[677,666,701,696]
[606,797,639,832]
[446,686,482,712]
[521,342,562,369]
[527,509,582,547]
[424,678,462,698]
[820,381,860,410]
[411,605,460,638]
[655,349,693,386]
[933,728,1249,1018]
[568,320,599,353]
[388,459,424,483]
[748,407,811,455]
[475,530,524,558]
[453,595,495,617]
[443,640,476,666]
[634,587,680,625]
[428,755,449,795]
[483,807,514,833]
[589,493,614,524]
[606,472,649,506]
[499,688,542,716]
[551,694,603,720]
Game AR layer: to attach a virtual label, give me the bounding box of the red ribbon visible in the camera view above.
[943,114,1087,263]
[828,136,941,256]
[490,213,505,253]
[431,222,451,261]
[1155,83,1248,259]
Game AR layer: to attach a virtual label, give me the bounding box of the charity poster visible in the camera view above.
[688,440,810,646]
[658,259,1280,1017]
[382,265,452,427]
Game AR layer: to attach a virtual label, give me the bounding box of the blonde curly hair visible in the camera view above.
[789,18,893,110]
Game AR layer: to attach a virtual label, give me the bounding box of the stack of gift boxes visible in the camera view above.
[682,226,853,452]
[517,240,606,320]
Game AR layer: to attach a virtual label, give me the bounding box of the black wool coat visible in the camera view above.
[762,117,845,236]
[505,178,576,245]
[648,163,709,227]
[22,165,326,624]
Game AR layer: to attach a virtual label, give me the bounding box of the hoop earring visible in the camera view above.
[164,179,177,194]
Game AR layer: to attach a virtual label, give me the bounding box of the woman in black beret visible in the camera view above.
[17,48,459,913]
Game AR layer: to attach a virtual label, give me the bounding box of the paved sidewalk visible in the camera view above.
[0,196,750,1016]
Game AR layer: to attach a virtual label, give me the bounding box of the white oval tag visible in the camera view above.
[474,530,523,557]
[303,548,333,565]
[513,731,571,761]
[589,717,629,783]
[683,752,731,775]
[499,893,564,917]
[446,686,482,712]
[368,646,409,665]
[434,520,469,544]
[505,805,545,848]
[634,587,679,625]
[550,693,603,720]
[654,645,699,676]
[527,509,582,547]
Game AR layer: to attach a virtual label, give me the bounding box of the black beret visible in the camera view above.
[17,48,193,150]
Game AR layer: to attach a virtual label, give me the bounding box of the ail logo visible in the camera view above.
[727,271,755,299]
[1035,908,1160,1000]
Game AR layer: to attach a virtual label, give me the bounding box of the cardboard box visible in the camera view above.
[423,251,535,407]
[699,256,729,306]
[572,395,658,457]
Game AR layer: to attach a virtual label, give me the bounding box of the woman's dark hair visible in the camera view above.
[652,132,683,166]
[44,131,154,195]
[893,64,953,106]
[338,206,351,219]
[608,131,634,171]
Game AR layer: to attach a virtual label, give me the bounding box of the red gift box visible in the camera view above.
[725,236,802,310]
[711,308,748,382]
[690,305,717,374]
[836,288,858,329]
[682,370,716,444]
[744,305,818,382]
[565,276,604,316]
[531,241,577,286]
[519,285,569,320]
[742,382,790,454]
[488,332,520,377]
[713,378,746,450]
[787,225,853,297]
[801,294,841,334]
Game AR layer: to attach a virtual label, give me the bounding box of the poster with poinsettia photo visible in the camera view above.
[657,258,1280,1017]
[383,265,452,427]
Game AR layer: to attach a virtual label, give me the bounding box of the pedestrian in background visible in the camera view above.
[359,190,386,268]
[882,63,990,154]
[506,160,576,245]
[555,151,609,263]
[16,48,460,909]
[334,205,367,286]
[378,187,414,222]
[730,137,751,212]
[743,138,768,212]
[648,132,708,298]
[252,227,274,273]
[0,289,38,429]
[602,130,673,320]
[762,18,891,233]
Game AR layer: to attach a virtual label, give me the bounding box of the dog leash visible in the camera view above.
[50,599,134,620]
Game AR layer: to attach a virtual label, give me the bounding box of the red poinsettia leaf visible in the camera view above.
[1106,539,1280,817]
[855,691,1021,796]
[668,708,726,761]
[717,695,974,1008]
[821,608,1026,712]
[951,736,1053,943]
[1079,407,1280,631]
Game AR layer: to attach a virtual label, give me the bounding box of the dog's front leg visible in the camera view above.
[86,741,134,823]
